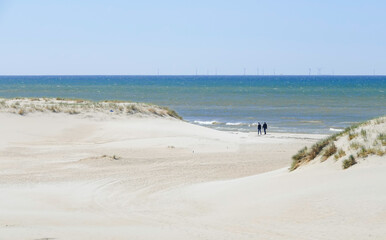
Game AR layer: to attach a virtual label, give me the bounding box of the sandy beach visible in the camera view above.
[0,104,385,239]
[1,0,385,238]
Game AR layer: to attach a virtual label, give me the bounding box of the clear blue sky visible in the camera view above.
[0,0,385,75]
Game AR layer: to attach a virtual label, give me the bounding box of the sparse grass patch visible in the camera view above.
[47,105,60,113]
[290,116,385,171]
[163,107,182,120]
[322,143,337,161]
[361,129,367,140]
[148,108,158,115]
[308,137,333,160]
[334,148,346,160]
[357,147,377,158]
[342,155,356,169]
[378,133,386,146]
[1,97,183,120]
[350,142,361,150]
[18,108,26,115]
[291,147,308,170]
[348,131,358,141]
[127,104,138,113]
[102,100,127,103]
[290,135,337,170]
[376,148,385,156]
[375,118,385,124]
[67,109,80,114]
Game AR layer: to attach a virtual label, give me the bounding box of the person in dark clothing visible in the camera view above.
[257,122,262,135]
[263,122,268,135]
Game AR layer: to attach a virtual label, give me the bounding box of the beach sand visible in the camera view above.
[0,111,385,239]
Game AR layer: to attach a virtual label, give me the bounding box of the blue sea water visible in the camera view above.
[0,75,385,134]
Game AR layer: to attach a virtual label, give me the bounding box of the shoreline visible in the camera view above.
[0,97,339,135]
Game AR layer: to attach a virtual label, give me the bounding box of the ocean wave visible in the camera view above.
[225,122,244,126]
[329,127,344,132]
[299,120,323,124]
[193,120,221,125]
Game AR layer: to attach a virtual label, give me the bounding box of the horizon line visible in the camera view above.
[0,74,385,77]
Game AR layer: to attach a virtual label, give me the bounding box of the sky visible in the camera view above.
[0,0,385,75]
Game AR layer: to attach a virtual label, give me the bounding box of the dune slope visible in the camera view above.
[0,110,323,240]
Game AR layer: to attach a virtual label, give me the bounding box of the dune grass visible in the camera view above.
[378,133,386,146]
[0,97,183,120]
[290,135,337,171]
[342,155,357,169]
[290,116,385,171]
[334,148,346,160]
[322,143,337,161]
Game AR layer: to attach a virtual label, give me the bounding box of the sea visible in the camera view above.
[0,75,385,134]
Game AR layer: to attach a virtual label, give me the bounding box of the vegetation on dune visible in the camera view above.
[342,155,357,169]
[290,116,385,171]
[0,97,183,120]
[361,129,367,139]
[357,147,384,158]
[290,135,337,171]
[322,143,337,161]
[334,148,346,160]
[348,131,358,141]
[378,133,386,146]
[291,147,308,170]
[18,108,26,115]
[163,107,183,120]
[349,142,361,150]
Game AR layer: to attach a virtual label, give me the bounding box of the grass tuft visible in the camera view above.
[360,147,374,158]
[334,148,346,160]
[18,108,26,115]
[322,143,337,161]
[349,142,361,150]
[378,133,386,146]
[360,129,367,139]
[290,147,308,170]
[342,155,357,169]
[348,131,358,141]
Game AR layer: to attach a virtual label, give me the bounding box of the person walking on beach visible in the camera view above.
[263,122,268,135]
[257,122,262,135]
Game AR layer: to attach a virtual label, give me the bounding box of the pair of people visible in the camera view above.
[257,122,267,135]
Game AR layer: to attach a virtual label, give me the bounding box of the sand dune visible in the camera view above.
[0,109,384,239]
